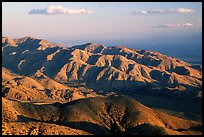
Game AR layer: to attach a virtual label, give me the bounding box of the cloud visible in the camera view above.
[29,5,93,15]
[153,24,173,28]
[153,23,193,28]
[133,8,194,15]
[183,23,193,26]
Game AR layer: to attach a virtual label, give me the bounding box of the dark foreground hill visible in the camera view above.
[2,96,202,135]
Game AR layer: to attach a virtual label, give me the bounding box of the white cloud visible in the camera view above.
[133,8,194,15]
[29,5,93,15]
[153,24,173,28]
[176,8,194,13]
[140,10,148,14]
[183,23,193,26]
[153,23,193,28]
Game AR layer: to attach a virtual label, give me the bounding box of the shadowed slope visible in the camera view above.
[2,96,202,135]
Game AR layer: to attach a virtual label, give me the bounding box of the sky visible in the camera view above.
[2,2,202,48]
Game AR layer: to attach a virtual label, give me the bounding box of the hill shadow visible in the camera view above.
[122,123,167,135]
[17,115,42,122]
[61,121,110,135]
[17,115,110,135]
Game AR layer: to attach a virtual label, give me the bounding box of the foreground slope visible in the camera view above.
[2,96,202,135]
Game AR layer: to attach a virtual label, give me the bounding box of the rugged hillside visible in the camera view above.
[2,96,202,135]
[2,36,202,98]
[2,36,202,135]
[2,67,101,102]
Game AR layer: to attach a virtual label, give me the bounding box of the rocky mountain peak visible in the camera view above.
[2,36,58,50]
[71,42,106,53]
[2,37,17,47]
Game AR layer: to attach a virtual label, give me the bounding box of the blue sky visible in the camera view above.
[2,2,202,47]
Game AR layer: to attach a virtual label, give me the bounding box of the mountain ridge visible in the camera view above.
[2,36,202,135]
[2,36,202,97]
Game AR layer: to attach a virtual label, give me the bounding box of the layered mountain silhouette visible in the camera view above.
[2,36,202,95]
[2,96,202,135]
[2,36,202,135]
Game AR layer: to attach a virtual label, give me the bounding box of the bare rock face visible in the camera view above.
[71,42,105,53]
[2,96,202,135]
[2,67,99,102]
[13,36,58,50]
[2,37,18,47]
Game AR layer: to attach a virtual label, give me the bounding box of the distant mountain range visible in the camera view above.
[2,36,202,135]
[2,36,202,95]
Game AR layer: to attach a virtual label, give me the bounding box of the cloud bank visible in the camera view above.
[29,5,93,15]
[133,8,194,15]
[153,23,193,28]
